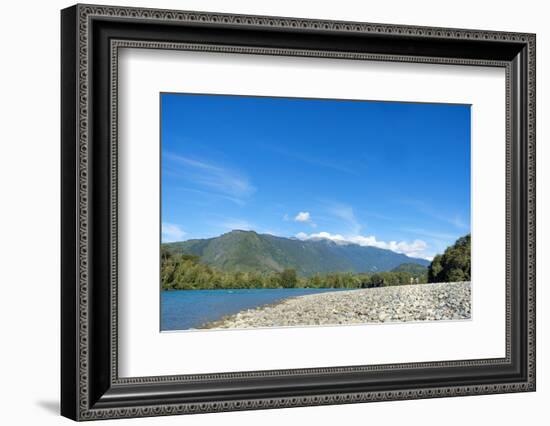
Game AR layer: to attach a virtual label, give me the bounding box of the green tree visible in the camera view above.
[308,274,322,288]
[279,268,297,288]
[428,254,443,282]
[370,273,384,287]
[428,234,471,283]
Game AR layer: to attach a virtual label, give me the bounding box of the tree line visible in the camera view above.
[161,251,428,290]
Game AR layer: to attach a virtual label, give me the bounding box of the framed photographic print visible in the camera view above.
[61,4,536,421]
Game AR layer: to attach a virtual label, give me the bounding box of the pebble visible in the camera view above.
[202,282,472,329]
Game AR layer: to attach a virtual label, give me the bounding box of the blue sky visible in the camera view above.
[161,93,471,260]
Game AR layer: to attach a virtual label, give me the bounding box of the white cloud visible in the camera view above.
[294,211,311,222]
[293,211,317,228]
[162,223,186,242]
[295,231,431,260]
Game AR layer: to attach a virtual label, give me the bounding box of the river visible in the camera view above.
[161,288,352,331]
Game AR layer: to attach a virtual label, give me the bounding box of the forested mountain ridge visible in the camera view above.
[163,230,429,276]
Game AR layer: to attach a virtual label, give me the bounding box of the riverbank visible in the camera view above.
[202,281,471,329]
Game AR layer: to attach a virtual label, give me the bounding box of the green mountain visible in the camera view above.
[163,230,429,276]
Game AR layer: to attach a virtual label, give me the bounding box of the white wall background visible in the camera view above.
[0,0,546,424]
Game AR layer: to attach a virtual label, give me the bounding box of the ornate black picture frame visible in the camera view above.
[61,4,536,421]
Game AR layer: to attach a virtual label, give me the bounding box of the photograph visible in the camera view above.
[160,93,472,331]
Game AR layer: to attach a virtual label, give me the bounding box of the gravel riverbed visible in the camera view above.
[202,282,471,329]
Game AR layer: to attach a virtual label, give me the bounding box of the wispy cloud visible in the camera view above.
[401,227,459,242]
[326,202,362,234]
[295,231,431,260]
[262,144,359,175]
[448,215,468,230]
[176,186,245,206]
[161,223,186,242]
[400,198,469,231]
[221,219,256,232]
[165,153,256,202]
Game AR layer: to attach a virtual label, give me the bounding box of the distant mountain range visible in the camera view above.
[163,230,429,276]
